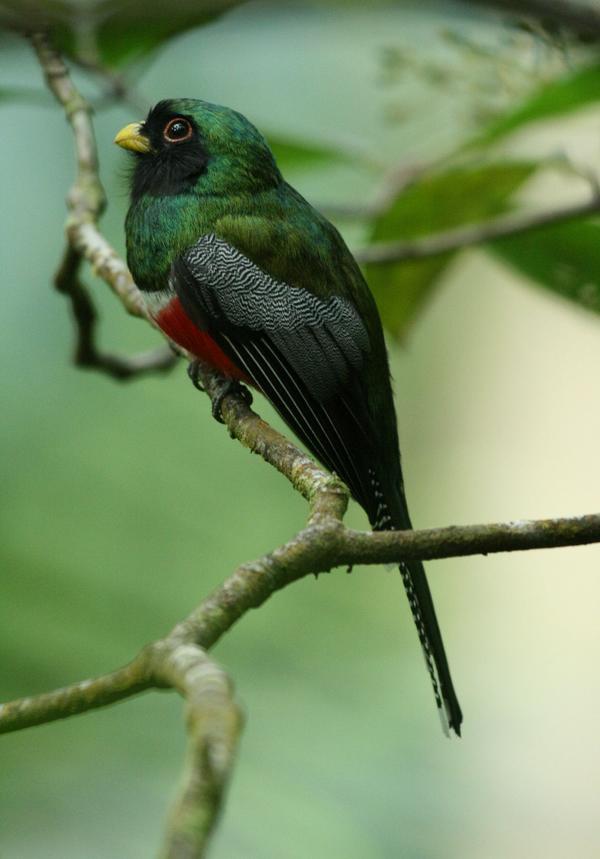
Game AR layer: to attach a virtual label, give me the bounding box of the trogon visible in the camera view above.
[115,99,462,735]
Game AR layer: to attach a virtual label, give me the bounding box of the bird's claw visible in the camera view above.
[187,362,252,422]
[211,378,253,423]
[187,360,205,391]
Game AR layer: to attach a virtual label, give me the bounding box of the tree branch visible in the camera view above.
[29,32,170,367]
[355,193,600,264]
[3,500,599,732]
[55,245,177,378]
[471,0,600,42]
[156,643,243,858]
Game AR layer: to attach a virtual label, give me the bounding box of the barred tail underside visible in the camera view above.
[368,468,462,737]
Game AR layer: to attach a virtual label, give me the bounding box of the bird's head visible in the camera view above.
[114,98,281,201]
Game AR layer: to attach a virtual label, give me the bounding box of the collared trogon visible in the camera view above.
[115,99,462,736]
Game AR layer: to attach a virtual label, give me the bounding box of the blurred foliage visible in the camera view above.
[377,20,578,133]
[366,162,535,339]
[494,220,600,313]
[269,136,360,173]
[0,0,246,66]
[367,55,600,335]
[360,17,600,336]
[472,60,600,147]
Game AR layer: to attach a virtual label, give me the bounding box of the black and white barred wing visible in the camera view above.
[172,233,463,738]
[171,233,374,506]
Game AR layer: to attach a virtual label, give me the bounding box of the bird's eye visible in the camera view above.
[163,117,192,144]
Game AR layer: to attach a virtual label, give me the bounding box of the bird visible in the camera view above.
[114,98,462,736]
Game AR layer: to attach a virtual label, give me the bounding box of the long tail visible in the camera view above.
[398,558,462,736]
[369,468,463,737]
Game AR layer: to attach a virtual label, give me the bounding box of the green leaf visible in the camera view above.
[492,221,600,314]
[77,1,246,68]
[0,0,246,68]
[365,162,535,339]
[268,137,351,172]
[472,62,600,148]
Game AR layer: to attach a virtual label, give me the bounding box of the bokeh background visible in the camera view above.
[3,2,600,856]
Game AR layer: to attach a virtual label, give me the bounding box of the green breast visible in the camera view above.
[125,193,214,292]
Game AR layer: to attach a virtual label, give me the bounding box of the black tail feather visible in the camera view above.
[399,559,463,736]
[368,468,463,737]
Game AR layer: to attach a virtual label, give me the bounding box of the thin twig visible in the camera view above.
[355,192,600,264]
[75,56,149,114]
[471,0,600,43]
[29,32,151,320]
[30,32,175,376]
[55,245,177,378]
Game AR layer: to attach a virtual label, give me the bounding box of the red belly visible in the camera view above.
[156,296,250,383]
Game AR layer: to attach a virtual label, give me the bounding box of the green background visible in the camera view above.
[3,3,600,857]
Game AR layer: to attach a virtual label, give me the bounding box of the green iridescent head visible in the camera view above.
[115,98,282,200]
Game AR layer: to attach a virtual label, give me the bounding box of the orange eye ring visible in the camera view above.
[163,117,193,144]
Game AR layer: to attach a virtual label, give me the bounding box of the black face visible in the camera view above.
[130,101,209,200]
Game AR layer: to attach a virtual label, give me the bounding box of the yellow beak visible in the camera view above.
[114,122,152,154]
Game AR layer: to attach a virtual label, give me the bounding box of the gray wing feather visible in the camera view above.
[178,233,370,400]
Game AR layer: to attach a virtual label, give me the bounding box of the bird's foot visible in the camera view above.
[187,360,205,392]
[187,361,252,422]
[210,378,253,423]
